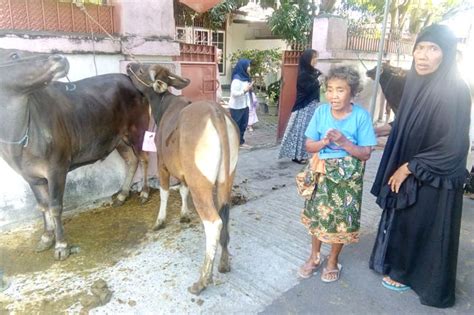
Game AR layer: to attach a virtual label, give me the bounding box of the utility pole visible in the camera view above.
[369,0,392,119]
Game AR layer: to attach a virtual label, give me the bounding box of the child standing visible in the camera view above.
[247,91,259,132]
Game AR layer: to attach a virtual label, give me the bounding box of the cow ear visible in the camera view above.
[152,80,168,93]
[168,75,190,90]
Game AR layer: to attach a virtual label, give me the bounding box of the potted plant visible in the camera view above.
[266,79,281,116]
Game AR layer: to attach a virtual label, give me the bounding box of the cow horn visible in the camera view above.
[149,70,157,82]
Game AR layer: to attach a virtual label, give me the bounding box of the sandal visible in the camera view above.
[382,276,410,292]
[292,159,308,165]
[297,254,326,279]
[321,263,342,283]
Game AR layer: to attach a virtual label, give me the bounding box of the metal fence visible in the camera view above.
[173,43,218,102]
[0,0,115,35]
[346,28,414,55]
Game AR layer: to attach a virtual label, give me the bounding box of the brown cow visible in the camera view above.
[0,49,150,260]
[126,63,240,295]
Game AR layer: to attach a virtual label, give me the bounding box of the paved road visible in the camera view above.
[1,112,472,314]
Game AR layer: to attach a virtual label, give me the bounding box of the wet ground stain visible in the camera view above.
[0,187,246,313]
[0,189,187,276]
[0,189,191,313]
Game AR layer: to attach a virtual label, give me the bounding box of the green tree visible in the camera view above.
[337,0,465,36]
[229,48,282,92]
[267,1,316,46]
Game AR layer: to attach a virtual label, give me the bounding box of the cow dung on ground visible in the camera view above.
[0,187,248,312]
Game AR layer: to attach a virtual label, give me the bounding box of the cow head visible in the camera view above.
[127,63,190,94]
[366,62,408,80]
[0,49,69,93]
[366,62,388,80]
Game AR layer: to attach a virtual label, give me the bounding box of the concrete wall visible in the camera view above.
[0,0,179,231]
[222,22,247,86]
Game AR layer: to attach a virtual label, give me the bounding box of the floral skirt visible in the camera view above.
[278,100,318,160]
[301,156,365,244]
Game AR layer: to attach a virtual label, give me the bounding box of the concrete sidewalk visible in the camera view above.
[247,113,474,314]
[1,112,472,313]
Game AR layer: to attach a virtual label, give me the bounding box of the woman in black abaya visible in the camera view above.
[369,24,471,308]
[278,48,322,164]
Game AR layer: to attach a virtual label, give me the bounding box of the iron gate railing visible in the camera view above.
[0,0,115,35]
[173,43,218,102]
[277,50,304,141]
[346,28,414,55]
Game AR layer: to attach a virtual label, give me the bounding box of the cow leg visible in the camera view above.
[153,168,170,230]
[179,184,191,223]
[48,171,70,261]
[29,183,55,252]
[187,186,222,295]
[216,171,236,274]
[138,151,150,204]
[114,142,139,207]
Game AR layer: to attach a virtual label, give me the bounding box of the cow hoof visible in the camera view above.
[218,263,231,273]
[54,246,71,261]
[139,191,149,204]
[35,237,55,253]
[152,221,166,231]
[113,199,125,207]
[180,216,191,224]
[187,282,206,295]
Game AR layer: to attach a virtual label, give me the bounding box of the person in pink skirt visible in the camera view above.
[247,91,259,132]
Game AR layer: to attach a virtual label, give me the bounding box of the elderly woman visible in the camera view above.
[298,65,377,282]
[369,24,471,308]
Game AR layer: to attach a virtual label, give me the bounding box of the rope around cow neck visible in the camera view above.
[127,67,153,88]
[0,107,30,147]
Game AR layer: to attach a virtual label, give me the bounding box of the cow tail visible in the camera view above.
[212,110,232,248]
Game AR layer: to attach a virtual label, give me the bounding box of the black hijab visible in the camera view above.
[371,24,472,210]
[292,49,321,112]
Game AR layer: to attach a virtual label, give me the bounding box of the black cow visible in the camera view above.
[0,49,150,260]
[366,62,408,115]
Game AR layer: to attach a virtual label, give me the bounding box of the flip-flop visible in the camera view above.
[321,263,342,283]
[297,255,326,279]
[382,277,410,292]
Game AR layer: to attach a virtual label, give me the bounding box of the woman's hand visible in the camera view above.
[326,129,349,147]
[244,82,254,92]
[388,163,411,193]
[325,128,372,161]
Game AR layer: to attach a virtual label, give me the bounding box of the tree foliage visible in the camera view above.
[337,0,465,35]
[229,48,282,91]
[177,0,466,38]
[267,1,315,46]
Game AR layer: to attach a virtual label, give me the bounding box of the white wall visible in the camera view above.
[0,0,180,230]
[222,22,247,86]
[221,20,289,86]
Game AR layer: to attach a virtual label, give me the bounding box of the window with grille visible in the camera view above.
[175,27,226,75]
[211,30,225,74]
